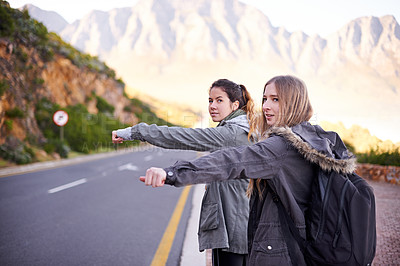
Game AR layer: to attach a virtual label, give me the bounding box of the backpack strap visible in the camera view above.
[265,182,306,264]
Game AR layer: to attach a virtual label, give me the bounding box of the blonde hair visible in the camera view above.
[239,84,256,132]
[246,75,313,198]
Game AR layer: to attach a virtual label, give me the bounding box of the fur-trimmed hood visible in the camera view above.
[264,122,357,174]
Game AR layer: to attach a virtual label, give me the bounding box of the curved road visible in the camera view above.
[1,148,399,265]
[0,147,198,266]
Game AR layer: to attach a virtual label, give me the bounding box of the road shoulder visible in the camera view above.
[180,184,207,266]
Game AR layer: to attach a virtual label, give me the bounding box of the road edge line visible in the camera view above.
[151,185,192,266]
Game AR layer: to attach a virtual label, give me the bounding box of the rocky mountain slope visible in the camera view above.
[0,14,131,143]
[25,0,400,142]
[0,2,188,164]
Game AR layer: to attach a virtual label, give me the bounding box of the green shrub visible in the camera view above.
[25,133,38,146]
[357,148,400,167]
[117,78,125,87]
[43,142,55,154]
[35,97,60,139]
[23,145,35,158]
[15,47,28,63]
[13,151,32,164]
[0,79,9,96]
[32,19,48,43]
[0,1,15,37]
[4,119,12,130]
[0,136,34,164]
[64,104,126,153]
[96,95,115,114]
[33,78,45,85]
[43,139,70,158]
[5,107,25,118]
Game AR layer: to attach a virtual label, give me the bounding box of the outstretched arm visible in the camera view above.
[139,136,287,187]
[112,123,247,151]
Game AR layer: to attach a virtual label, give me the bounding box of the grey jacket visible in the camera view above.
[116,111,251,254]
[164,122,356,265]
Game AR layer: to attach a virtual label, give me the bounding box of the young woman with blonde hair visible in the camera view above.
[140,75,359,265]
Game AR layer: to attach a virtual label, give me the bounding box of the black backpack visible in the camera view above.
[267,169,376,265]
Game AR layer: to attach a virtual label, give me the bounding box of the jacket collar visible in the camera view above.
[218,109,246,124]
[218,109,250,132]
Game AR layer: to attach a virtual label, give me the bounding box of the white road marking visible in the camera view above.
[48,178,87,194]
[118,163,139,171]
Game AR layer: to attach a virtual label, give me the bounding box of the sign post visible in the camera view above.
[53,110,69,141]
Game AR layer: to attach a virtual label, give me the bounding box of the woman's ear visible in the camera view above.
[232,100,239,111]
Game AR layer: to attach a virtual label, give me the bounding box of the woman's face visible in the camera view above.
[208,87,238,122]
[262,82,280,126]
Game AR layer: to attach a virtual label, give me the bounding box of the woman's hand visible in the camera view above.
[112,130,124,144]
[139,167,166,187]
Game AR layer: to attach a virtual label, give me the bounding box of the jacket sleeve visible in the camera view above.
[116,123,246,151]
[164,136,288,187]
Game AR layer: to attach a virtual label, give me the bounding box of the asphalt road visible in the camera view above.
[1,147,399,266]
[0,148,199,266]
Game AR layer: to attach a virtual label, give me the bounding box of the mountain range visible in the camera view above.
[24,0,400,142]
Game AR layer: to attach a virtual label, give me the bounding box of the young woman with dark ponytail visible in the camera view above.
[113,79,255,266]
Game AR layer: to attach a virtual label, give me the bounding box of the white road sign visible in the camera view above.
[53,110,69,127]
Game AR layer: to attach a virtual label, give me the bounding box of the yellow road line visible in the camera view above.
[151,185,192,266]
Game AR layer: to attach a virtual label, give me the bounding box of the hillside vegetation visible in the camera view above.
[320,121,400,166]
[0,1,173,166]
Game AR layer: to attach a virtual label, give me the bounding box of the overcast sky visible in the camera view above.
[10,0,400,37]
